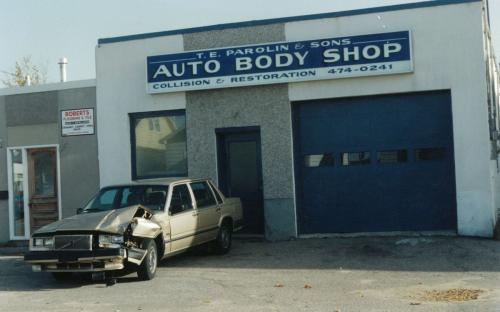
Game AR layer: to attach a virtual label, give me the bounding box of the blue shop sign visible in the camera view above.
[147,31,412,93]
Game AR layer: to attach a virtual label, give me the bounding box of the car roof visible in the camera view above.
[102,177,210,189]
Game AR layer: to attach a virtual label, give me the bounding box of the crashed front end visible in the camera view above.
[24,206,160,273]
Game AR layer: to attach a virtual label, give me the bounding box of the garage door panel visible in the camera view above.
[294,91,457,234]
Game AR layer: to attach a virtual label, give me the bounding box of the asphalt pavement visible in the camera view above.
[0,236,499,312]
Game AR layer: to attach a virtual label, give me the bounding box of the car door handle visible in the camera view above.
[192,212,198,216]
[216,207,221,212]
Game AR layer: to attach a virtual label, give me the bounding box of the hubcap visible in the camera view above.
[221,227,230,248]
[148,246,157,274]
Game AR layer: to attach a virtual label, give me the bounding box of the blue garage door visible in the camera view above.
[293,91,457,234]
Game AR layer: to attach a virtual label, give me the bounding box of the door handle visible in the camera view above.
[216,207,221,212]
[192,212,198,217]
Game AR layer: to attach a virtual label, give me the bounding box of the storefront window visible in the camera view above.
[10,149,25,236]
[130,110,187,179]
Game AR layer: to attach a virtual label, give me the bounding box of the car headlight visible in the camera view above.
[98,234,124,248]
[31,237,54,250]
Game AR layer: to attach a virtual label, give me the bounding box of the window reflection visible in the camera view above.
[304,154,334,167]
[11,149,24,236]
[377,150,408,163]
[415,148,446,161]
[341,152,371,166]
[132,112,187,178]
[32,151,56,196]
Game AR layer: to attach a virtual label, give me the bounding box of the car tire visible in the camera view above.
[137,239,158,281]
[51,272,72,281]
[214,222,232,254]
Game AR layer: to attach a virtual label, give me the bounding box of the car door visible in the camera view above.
[189,181,221,243]
[168,183,198,252]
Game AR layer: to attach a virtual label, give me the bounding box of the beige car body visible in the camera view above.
[24,178,243,274]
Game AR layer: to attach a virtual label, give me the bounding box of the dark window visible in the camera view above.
[117,186,167,210]
[208,181,223,204]
[341,152,371,166]
[377,150,408,163]
[304,154,334,167]
[190,182,217,208]
[169,184,193,215]
[90,189,118,210]
[415,148,446,161]
[130,110,187,180]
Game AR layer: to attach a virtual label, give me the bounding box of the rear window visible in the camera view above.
[208,181,223,204]
[190,182,217,208]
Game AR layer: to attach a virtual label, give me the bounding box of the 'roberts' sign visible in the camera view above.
[61,108,95,136]
[147,31,412,93]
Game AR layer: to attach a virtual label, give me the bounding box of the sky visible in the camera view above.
[0,0,499,83]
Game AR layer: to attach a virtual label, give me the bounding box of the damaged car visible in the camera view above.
[24,178,243,282]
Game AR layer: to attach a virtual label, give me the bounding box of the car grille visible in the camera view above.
[54,235,92,250]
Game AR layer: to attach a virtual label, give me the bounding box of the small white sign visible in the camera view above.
[61,108,95,136]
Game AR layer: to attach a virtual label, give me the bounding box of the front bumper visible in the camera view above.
[24,249,126,272]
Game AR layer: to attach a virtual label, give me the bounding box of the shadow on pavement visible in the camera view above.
[162,236,500,273]
[0,236,499,291]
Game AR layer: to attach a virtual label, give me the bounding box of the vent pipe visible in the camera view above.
[58,57,68,82]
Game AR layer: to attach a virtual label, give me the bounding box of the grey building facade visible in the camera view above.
[0,80,99,243]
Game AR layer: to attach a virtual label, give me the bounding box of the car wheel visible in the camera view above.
[51,272,72,281]
[137,239,158,281]
[214,222,232,254]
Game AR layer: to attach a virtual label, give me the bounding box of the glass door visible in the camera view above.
[9,149,28,239]
[8,146,60,240]
[27,148,59,234]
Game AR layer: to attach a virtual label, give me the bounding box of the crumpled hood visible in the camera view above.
[33,206,146,236]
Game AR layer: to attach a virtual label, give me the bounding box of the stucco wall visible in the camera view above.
[0,96,7,191]
[58,87,100,217]
[0,84,99,241]
[183,24,297,240]
[0,200,8,244]
[285,2,494,237]
[0,96,8,243]
[96,36,186,187]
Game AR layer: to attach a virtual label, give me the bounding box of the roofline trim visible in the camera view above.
[0,79,96,96]
[98,0,481,45]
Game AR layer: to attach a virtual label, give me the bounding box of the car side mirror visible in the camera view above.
[76,208,83,215]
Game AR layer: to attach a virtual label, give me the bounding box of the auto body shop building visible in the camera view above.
[1,0,500,242]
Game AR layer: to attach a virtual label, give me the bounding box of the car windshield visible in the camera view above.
[83,185,168,212]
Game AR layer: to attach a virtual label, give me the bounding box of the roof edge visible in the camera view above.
[98,0,481,45]
[0,79,96,96]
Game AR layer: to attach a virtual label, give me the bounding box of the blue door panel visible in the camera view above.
[293,91,457,234]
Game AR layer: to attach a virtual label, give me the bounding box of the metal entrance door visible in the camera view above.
[217,128,264,234]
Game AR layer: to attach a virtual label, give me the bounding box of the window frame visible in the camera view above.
[189,181,218,209]
[208,180,224,204]
[168,183,194,216]
[129,109,187,180]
